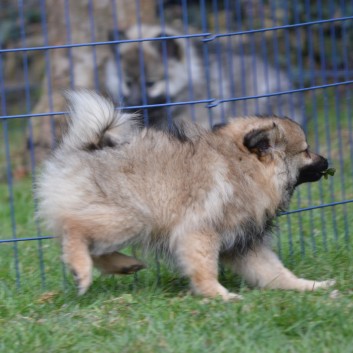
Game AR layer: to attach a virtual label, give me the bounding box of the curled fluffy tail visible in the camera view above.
[62,90,140,151]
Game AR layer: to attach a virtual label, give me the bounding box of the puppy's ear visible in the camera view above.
[153,33,182,61]
[243,122,281,158]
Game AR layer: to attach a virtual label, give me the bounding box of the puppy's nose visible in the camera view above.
[321,157,329,170]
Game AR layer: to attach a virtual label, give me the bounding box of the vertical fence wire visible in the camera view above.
[341,2,353,232]
[305,0,328,252]
[300,1,316,256]
[156,0,173,127]
[211,0,225,121]
[318,0,339,246]
[0,50,20,288]
[258,0,272,114]
[88,0,100,91]
[329,0,350,244]
[292,1,306,257]
[135,0,150,127]
[247,2,260,115]
[18,0,47,288]
[199,0,214,126]
[181,0,197,122]
[39,0,56,147]
[64,0,75,89]
[110,0,125,108]
[234,0,248,115]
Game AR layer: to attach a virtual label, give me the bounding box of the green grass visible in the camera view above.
[1,247,353,353]
[1,88,353,352]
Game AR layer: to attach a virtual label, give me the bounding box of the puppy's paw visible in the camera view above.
[93,253,146,275]
[225,292,243,301]
[73,270,92,296]
[311,279,336,291]
[119,262,146,275]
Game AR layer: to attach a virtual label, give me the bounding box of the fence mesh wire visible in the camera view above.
[0,0,353,291]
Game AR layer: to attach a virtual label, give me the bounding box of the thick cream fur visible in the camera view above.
[37,91,334,298]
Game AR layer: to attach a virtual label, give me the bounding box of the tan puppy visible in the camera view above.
[37,91,334,299]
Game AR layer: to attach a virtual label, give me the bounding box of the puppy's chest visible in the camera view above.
[218,204,272,230]
[217,207,275,253]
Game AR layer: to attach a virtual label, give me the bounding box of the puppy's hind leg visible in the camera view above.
[93,252,146,275]
[174,230,242,301]
[61,224,93,295]
[227,244,335,291]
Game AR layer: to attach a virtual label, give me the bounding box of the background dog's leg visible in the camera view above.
[175,231,242,300]
[92,252,145,275]
[228,244,335,291]
[62,225,93,295]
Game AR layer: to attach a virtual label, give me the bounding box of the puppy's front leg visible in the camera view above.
[175,230,242,300]
[228,244,334,291]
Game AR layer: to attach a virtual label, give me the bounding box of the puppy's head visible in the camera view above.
[214,116,329,188]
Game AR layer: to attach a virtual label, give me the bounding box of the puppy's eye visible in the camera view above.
[303,148,310,158]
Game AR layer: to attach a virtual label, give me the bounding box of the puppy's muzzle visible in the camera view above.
[296,155,329,186]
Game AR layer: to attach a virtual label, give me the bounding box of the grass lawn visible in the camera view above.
[1,88,353,352]
[1,244,353,353]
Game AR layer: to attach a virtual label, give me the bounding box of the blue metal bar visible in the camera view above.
[341,0,353,182]
[223,0,236,117]
[64,0,75,88]
[0,54,21,289]
[135,0,151,126]
[308,1,329,251]
[329,0,349,245]
[247,1,260,114]
[202,16,353,42]
[0,111,66,120]
[2,79,353,121]
[156,0,172,126]
[110,0,124,104]
[18,0,47,288]
[181,0,196,122]
[269,0,282,114]
[284,1,296,115]
[318,0,339,247]
[211,0,226,121]
[279,1,296,257]
[305,0,327,253]
[88,0,99,90]
[0,34,212,54]
[340,0,352,246]
[39,0,56,147]
[280,199,353,216]
[291,1,305,257]
[1,16,352,55]
[235,0,248,115]
[199,0,213,126]
[293,3,306,126]
[0,236,55,244]
[282,0,294,258]
[270,1,285,257]
[258,0,271,112]
[207,80,353,107]
[286,214,294,260]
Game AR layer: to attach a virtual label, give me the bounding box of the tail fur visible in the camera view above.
[62,90,140,151]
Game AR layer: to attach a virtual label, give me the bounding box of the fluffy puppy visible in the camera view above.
[36,91,334,299]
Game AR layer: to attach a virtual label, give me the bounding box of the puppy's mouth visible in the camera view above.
[296,157,329,186]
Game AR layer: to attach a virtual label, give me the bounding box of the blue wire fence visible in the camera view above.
[0,0,353,291]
